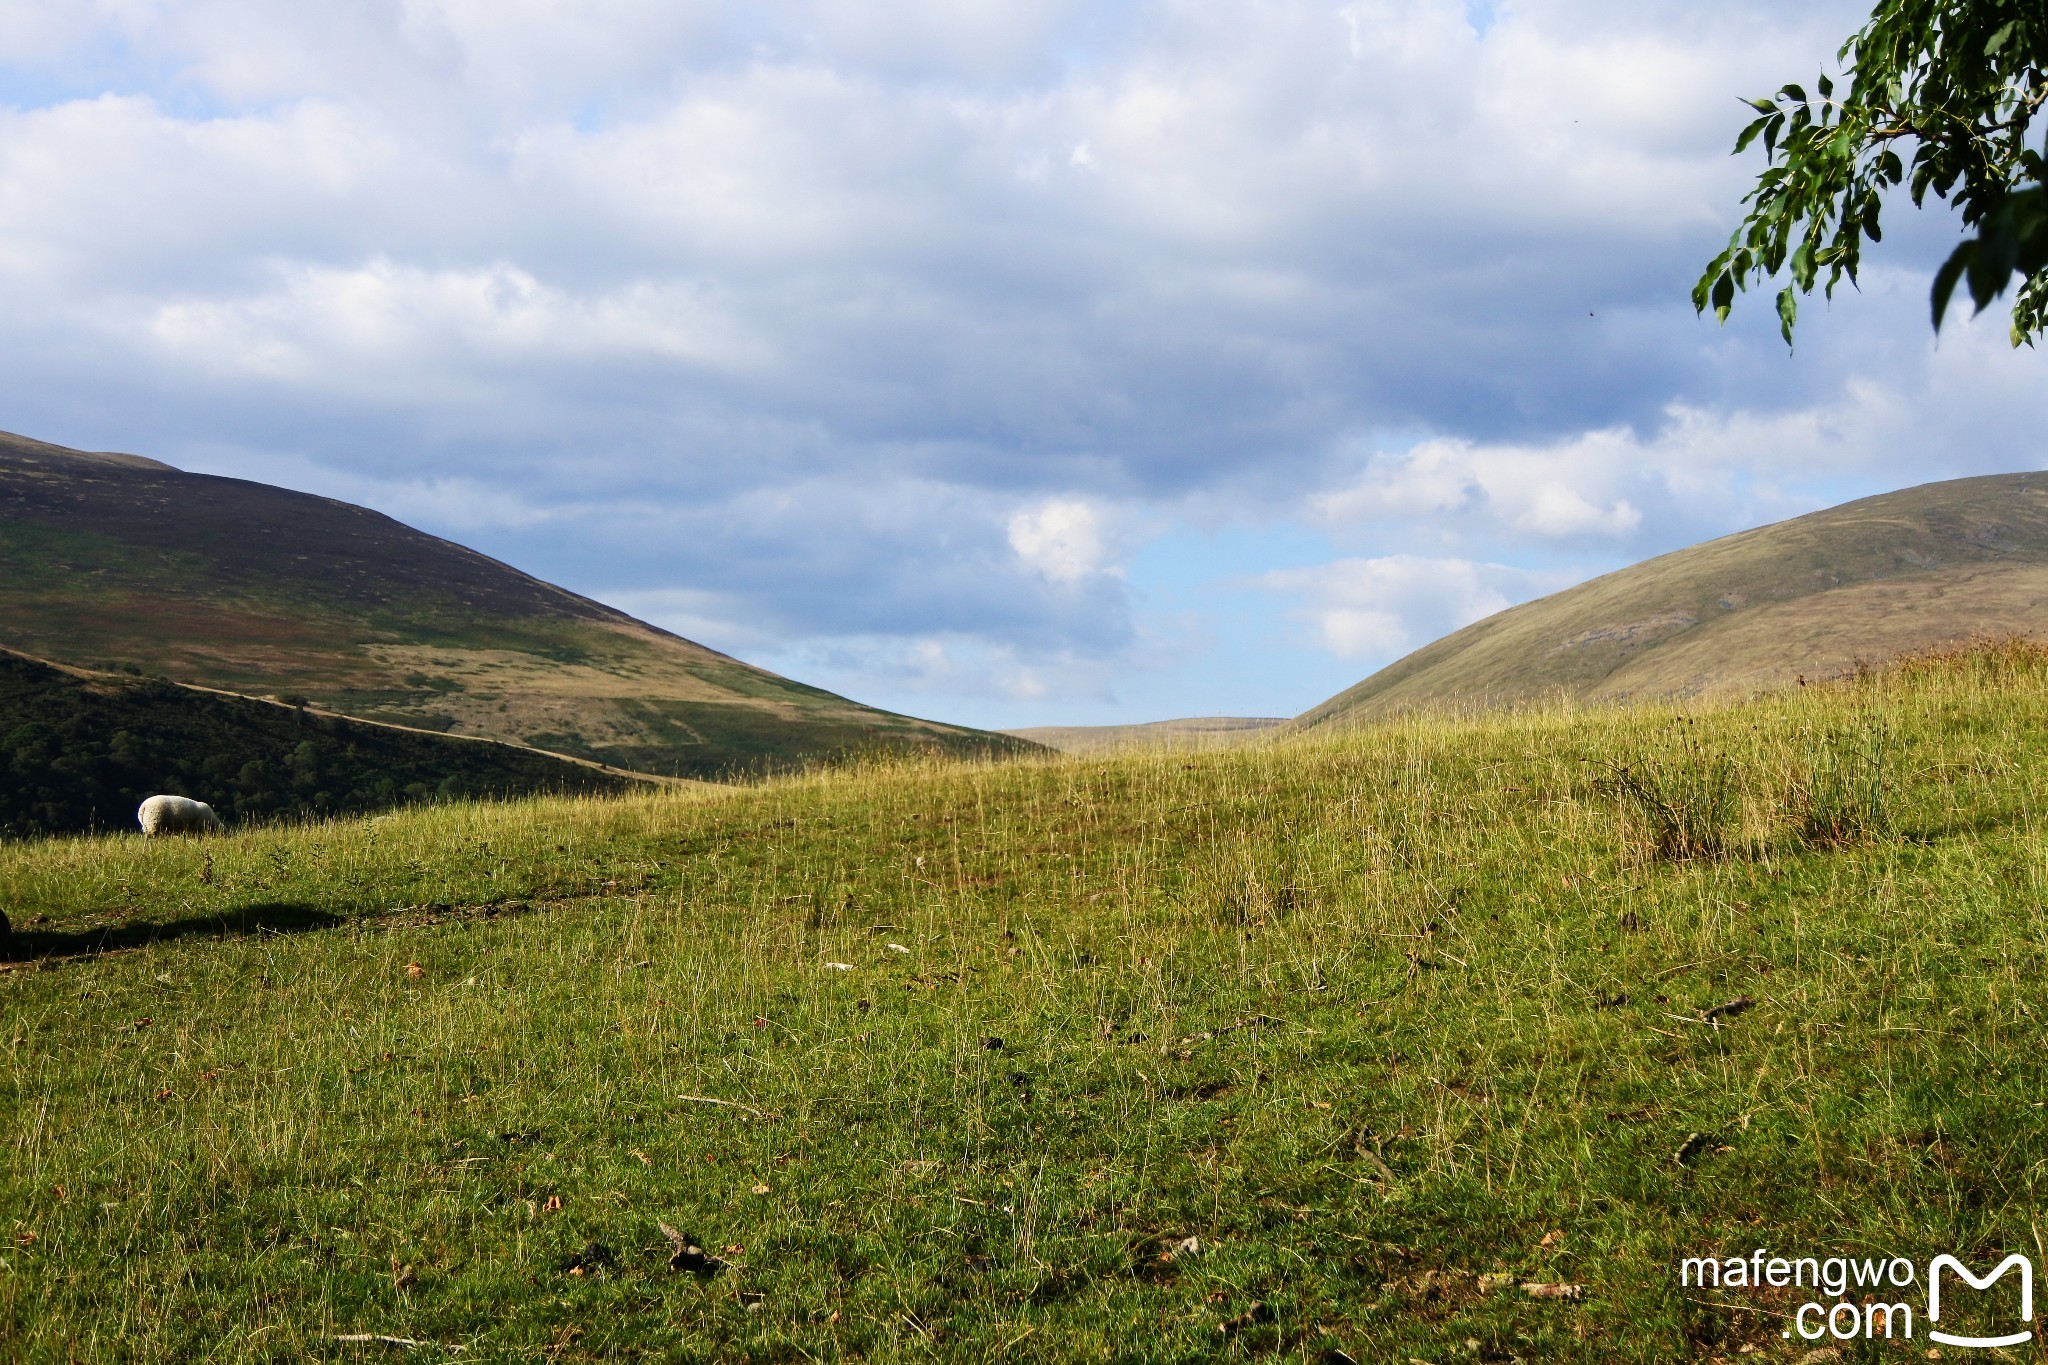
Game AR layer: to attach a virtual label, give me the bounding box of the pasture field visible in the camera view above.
[7,645,2048,1361]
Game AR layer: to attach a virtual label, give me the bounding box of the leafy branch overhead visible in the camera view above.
[1695,1,2048,346]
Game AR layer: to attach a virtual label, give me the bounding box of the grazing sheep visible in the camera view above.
[137,794,225,837]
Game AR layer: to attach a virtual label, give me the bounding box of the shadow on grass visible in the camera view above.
[1,902,342,963]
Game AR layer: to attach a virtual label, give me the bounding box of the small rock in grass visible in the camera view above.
[1216,1301,1274,1335]
[658,1221,724,1276]
[557,1242,616,1276]
[824,963,854,971]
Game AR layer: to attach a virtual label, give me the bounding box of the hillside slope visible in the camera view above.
[0,430,1029,776]
[1298,470,2048,727]
[0,648,639,837]
[9,646,2048,1358]
[1003,716,1286,753]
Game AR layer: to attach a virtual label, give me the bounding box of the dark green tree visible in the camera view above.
[1696,2,2048,345]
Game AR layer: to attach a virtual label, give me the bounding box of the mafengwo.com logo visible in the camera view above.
[1681,1249,2032,1347]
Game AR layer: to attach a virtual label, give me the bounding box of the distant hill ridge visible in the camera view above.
[1003,716,1286,754]
[1297,471,2048,728]
[0,647,639,838]
[0,430,1030,777]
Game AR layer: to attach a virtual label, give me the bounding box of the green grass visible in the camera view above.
[6,645,2048,1360]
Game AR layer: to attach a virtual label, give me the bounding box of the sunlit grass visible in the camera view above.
[5,644,2048,1360]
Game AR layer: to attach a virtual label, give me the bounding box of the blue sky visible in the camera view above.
[2,0,2043,731]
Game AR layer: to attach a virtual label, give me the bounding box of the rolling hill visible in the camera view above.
[1297,470,2048,728]
[10,641,2048,1357]
[0,647,642,837]
[1003,716,1286,753]
[0,430,1030,777]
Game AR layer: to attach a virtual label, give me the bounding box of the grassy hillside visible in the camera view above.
[1300,470,2048,728]
[1003,715,1286,754]
[6,643,2048,1358]
[0,648,638,838]
[0,430,1030,777]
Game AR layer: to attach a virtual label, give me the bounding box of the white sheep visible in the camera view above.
[137,794,226,836]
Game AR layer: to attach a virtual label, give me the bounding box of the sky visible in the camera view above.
[2,0,2043,732]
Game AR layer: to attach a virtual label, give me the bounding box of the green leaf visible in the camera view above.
[1931,243,1973,330]
[1733,115,1773,155]
[1791,239,1818,289]
[1970,214,2021,312]
[1699,6,2048,341]
[1712,272,1736,323]
[2009,190,2048,275]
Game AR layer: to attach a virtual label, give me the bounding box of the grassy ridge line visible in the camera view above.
[1296,470,2048,727]
[15,646,681,782]
[4,649,2048,1359]
[1003,716,1288,754]
[0,649,648,839]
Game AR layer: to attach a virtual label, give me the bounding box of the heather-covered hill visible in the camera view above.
[0,430,1032,778]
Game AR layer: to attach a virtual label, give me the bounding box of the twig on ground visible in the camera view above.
[1682,1295,1787,1319]
[1701,996,1755,1024]
[676,1095,777,1120]
[1179,1014,1290,1046]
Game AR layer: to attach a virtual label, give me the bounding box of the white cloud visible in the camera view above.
[1314,428,1651,543]
[1309,289,2048,566]
[738,631,1123,708]
[8,0,2043,729]
[1007,497,1119,583]
[1260,554,1577,660]
[144,259,771,391]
